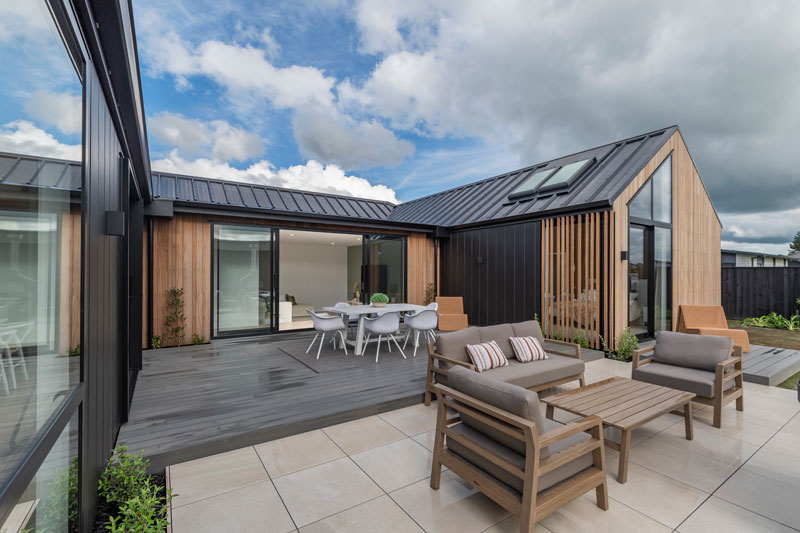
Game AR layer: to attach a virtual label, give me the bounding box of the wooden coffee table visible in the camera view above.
[542,377,695,483]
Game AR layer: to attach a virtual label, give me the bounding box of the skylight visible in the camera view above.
[508,167,555,198]
[538,158,594,191]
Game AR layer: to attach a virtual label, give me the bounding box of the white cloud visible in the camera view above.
[152,150,398,203]
[720,241,792,256]
[720,208,800,249]
[292,109,414,170]
[23,91,82,135]
[0,120,80,160]
[148,112,264,161]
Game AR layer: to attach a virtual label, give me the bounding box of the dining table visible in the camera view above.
[321,303,428,356]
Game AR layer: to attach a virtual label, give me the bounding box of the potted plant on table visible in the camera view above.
[370,292,390,308]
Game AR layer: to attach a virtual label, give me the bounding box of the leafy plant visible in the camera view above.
[150,335,161,350]
[605,328,639,362]
[742,315,770,327]
[572,330,590,349]
[68,344,81,357]
[743,311,800,331]
[370,292,390,304]
[36,456,79,532]
[165,287,186,346]
[533,312,540,323]
[423,282,436,306]
[106,479,173,533]
[98,447,150,506]
[192,334,206,345]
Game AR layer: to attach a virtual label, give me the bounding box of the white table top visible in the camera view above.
[321,303,427,315]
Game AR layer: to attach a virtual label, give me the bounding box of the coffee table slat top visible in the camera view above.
[543,377,695,431]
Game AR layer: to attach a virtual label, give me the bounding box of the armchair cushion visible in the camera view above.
[446,419,593,493]
[633,362,735,398]
[448,366,545,454]
[436,327,481,367]
[653,331,732,372]
[511,320,546,346]
[477,323,516,358]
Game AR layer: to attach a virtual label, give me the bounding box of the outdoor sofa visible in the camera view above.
[632,331,744,428]
[424,320,585,406]
[430,366,608,532]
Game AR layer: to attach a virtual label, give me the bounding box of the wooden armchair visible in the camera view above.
[677,305,750,353]
[431,367,608,532]
[435,296,469,331]
[632,333,743,428]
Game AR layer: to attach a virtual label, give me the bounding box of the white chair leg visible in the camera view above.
[375,335,382,362]
[388,336,392,352]
[306,333,319,353]
[317,333,325,360]
[3,345,16,390]
[11,332,27,380]
[339,330,348,355]
[413,330,420,357]
[403,329,410,349]
[0,360,8,395]
[390,335,406,359]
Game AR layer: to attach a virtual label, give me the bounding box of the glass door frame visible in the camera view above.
[210,223,278,338]
[361,234,407,304]
[628,217,672,339]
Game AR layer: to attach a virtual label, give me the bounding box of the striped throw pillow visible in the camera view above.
[465,340,509,372]
[509,336,548,362]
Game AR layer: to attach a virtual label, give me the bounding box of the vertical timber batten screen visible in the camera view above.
[541,211,615,349]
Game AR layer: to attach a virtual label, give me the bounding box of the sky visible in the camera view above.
[1,2,798,255]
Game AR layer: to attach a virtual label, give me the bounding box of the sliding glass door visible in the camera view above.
[364,235,405,303]
[212,225,275,336]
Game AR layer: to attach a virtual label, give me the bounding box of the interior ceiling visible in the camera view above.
[279,229,363,246]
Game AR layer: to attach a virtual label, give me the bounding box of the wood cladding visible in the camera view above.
[146,212,434,346]
[59,208,81,353]
[541,212,614,350]
[612,130,721,340]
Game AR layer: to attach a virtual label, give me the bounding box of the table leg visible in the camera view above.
[684,402,693,441]
[617,429,631,484]
[355,316,366,356]
[545,404,554,420]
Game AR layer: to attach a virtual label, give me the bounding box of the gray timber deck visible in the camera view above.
[743,344,800,386]
[117,334,427,472]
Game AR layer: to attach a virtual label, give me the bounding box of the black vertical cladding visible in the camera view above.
[440,220,542,326]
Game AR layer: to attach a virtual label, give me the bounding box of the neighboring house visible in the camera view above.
[0,3,723,529]
[721,249,800,267]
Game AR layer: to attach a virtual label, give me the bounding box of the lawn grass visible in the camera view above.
[728,319,800,389]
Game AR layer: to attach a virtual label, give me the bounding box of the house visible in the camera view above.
[722,249,800,267]
[0,1,722,529]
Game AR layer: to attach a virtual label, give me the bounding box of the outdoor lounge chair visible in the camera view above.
[632,331,743,428]
[430,366,608,532]
[435,296,468,331]
[677,305,750,353]
[425,320,585,405]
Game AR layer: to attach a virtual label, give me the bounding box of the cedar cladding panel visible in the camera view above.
[440,221,541,326]
[612,130,721,340]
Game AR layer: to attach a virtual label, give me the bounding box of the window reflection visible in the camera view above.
[0,1,82,488]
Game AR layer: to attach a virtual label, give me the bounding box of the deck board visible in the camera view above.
[117,334,428,471]
[742,344,800,386]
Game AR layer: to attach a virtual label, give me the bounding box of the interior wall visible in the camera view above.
[279,241,348,308]
[612,130,722,340]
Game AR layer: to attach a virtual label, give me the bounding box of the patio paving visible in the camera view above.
[165,357,800,532]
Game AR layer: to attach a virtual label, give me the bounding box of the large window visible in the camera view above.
[365,235,405,304]
[212,225,274,336]
[627,155,672,337]
[0,0,83,509]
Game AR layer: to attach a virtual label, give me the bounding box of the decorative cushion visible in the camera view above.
[509,336,548,362]
[465,341,509,372]
[653,331,732,371]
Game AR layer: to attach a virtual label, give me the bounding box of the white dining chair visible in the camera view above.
[0,323,30,391]
[305,310,348,359]
[402,309,439,357]
[363,312,405,363]
[334,302,359,337]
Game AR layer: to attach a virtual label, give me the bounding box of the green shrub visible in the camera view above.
[572,330,590,349]
[98,447,149,506]
[106,479,173,533]
[533,312,540,323]
[68,344,80,357]
[743,312,800,331]
[370,292,390,304]
[604,328,638,362]
[423,282,436,306]
[192,334,206,345]
[165,287,186,346]
[150,335,161,350]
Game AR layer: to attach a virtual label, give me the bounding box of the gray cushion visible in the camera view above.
[478,323,516,359]
[483,355,585,390]
[448,366,545,455]
[446,418,593,494]
[634,362,734,398]
[653,331,732,372]
[511,320,546,346]
[436,327,481,366]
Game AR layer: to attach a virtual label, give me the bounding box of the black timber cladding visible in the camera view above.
[388,126,678,228]
[150,172,396,221]
[440,221,542,326]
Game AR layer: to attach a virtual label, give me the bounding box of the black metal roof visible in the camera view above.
[0,151,82,191]
[388,126,679,228]
[150,171,396,221]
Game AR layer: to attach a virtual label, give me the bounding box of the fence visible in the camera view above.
[721,267,800,319]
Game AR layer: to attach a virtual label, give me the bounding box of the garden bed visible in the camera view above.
[92,472,167,532]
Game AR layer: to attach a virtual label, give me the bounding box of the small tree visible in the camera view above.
[790,230,800,254]
[423,282,436,306]
[165,288,186,347]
